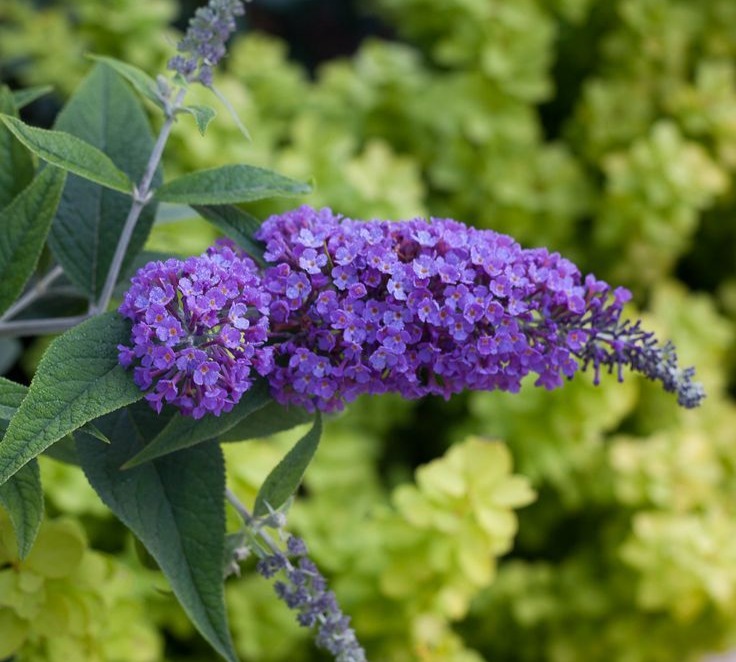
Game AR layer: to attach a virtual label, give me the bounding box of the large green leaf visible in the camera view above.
[156,165,310,205]
[0,312,143,486]
[0,460,43,560]
[0,378,43,559]
[76,407,238,662]
[122,380,272,468]
[220,401,313,442]
[49,64,161,298]
[192,204,267,266]
[85,55,164,110]
[0,87,35,209]
[0,167,66,316]
[0,114,132,193]
[254,413,321,517]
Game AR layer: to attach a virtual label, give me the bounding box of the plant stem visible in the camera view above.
[0,265,65,322]
[225,488,283,557]
[93,86,188,315]
[0,314,90,338]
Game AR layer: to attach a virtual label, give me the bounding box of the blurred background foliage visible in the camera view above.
[1,0,736,660]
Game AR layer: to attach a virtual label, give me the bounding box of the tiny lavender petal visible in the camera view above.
[118,240,273,418]
[255,206,704,412]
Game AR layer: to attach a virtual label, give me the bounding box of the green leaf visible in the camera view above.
[49,64,161,298]
[76,408,239,662]
[156,165,310,205]
[179,104,217,136]
[85,55,164,110]
[12,85,54,110]
[0,376,28,421]
[122,381,272,468]
[0,378,43,559]
[42,435,80,466]
[220,401,313,442]
[254,413,321,517]
[192,204,267,266]
[0,312,143,486]
[207,85,251,142]
[0,167,67,316]
[0,460,43,560]
[0,87,35,209]
[0,114,132,193]
[0,339,21,375]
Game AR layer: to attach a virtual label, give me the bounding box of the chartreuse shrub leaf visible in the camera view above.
[0,166,66,316]
[49,63,161,299]
[192,204,267,265]
[0,312,143,487]
[156,164,310,205]
[75,408,238,662]
[220,401,312,442]
[254,413,321,517]
[85,55,164,110]
[0,460,43,560]
[0,378,43,559]
[11,85,53,110]
[0,87,35,208]
[179,104,217,136]
[122,380,272,469]
[0,114,132,193]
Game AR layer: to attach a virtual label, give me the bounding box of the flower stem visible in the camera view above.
[93,86,187,315]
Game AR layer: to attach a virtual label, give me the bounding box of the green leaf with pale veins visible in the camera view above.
[220,401,312,442]
[0,378,43,559]
[0,87,35,209]
[0,114,132,193]
[179,104,217,136]
[85,55,164,110]
[192,204,267,266]
[0,312,143,487]
[0,167,66,316]
[122,380,272,469]
[254,413,321,517]
[50,64,161,298]
[76,407,239,662]
[0,460,43,560]
[156,165,310,205]
[12,85,53,110]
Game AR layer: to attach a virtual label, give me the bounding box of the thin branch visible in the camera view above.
[0,265,65,322]
[0,314,90,338]
[93,86,188,315]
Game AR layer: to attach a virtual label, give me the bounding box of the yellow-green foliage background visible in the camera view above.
[1,0,736,660]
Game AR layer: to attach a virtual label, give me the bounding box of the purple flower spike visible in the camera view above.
[168,0,246,85]
[256,205,705,412]
[257,536,367,662]
[118,247,273,418]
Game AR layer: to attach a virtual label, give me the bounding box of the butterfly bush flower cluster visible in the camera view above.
[255,206,704,412]
[168,0,246,85]
[257,535,366,662]
[118,240,273,418]
[119,206,704,416]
